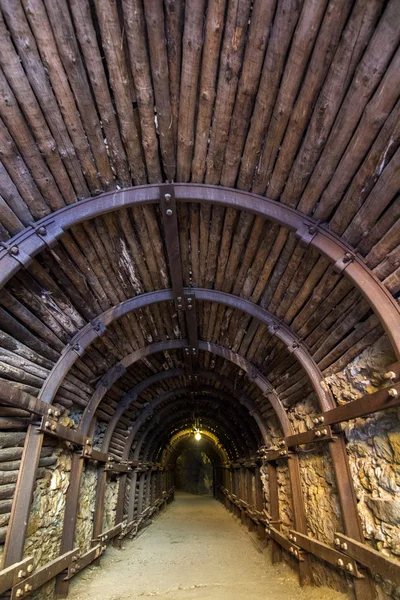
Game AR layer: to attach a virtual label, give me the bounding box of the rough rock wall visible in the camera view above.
[260,335,399,599]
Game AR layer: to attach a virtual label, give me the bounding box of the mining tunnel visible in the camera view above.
[0,0,399,598]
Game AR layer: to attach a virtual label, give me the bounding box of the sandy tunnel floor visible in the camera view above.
[68,492,348,600]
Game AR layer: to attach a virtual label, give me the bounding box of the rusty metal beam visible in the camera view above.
[335,533,400,585]
[0,184,398,359]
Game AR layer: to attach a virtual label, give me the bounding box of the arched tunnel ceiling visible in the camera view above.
[0,0,399,468]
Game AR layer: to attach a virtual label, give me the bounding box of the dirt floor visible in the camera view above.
[68,492,348,600]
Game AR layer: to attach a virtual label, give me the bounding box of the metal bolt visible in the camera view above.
[293,536,297,543]
[15,590,23,598]
[346,563,353,572]
[294,550,299,557]
[177,304,183,309]
[388,388,398,397]
[341,542,348,551]
[27,564,34,573]
[187,297,192,304]
[319,416,325,423]
[24,585,32,592]
[309,226,316,234]
[188,305,193,310]
[337,559,344,567]
[166,209,173,216]
[55,410,61,418]
[289,533,293,540]
[38,227,47,236]
[321,429,328,436]
[45,421,51,429]
[164,193,171,202]
[48,408,53,416]
[343,252,352,262]
[177,296,182,302]
[10,246,19,255]
[313,417,319,425]
[289,546,294,554]
[384,371,396,379]
[51,423,57,431]
[315,430,321,437]
[18,570,26,579]
[334,538,341,546]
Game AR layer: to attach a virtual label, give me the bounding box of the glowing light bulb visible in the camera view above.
[195,431,201,441]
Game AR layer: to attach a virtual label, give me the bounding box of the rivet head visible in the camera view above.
[24,584,32,592]
[346,563,353,572]
[18,570,25,579]
[341,542,347,550]
[337,558,344,567]
[388,388,398,397]
[48,408,53,415]
[315,430,321,437]
[164,193,171,202]
[27,564,34,573]
[334,537,341,546]
[166,209,173,216]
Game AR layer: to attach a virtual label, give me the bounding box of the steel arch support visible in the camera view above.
[0,183,398,357]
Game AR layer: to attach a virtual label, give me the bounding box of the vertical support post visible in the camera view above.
[287,456,313,586]
[145,471,152,508]
[255,466,265,541]
[93,466,107,539]
[127,470,138,521]
[55,453,85,597]
[247,469,255,532]
[268,461,282,565]
[3,426,43,567]
[329,436,376,600]
[137,472,146,515]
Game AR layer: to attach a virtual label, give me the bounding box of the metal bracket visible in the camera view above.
[333,252,354,274]
[34,223,63,249]
[0,242,32,269]
[295,223,318,248]
[38,417,86,446]
[266,526,304,561]
[0,557,34,595]
[11,549,78,600]
[65,545,102,580]
[184,290,198,353]
[291,530,363,577]
[91,318,106,337]
[335,533,400,585]
[81,442,108,463]
[285,425,334,448]
[160,185,185,311]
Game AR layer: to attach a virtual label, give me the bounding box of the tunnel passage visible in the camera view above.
[0,1,399,599]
